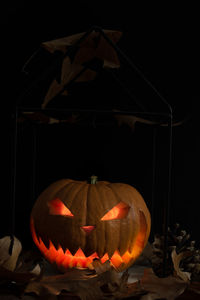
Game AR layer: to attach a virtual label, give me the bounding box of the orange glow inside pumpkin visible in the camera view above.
[30,214,147,270]
[48,198,74,217]
[81,225,95,235]
[101,201,130,220]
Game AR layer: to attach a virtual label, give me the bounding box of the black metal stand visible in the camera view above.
[11,26,173,275]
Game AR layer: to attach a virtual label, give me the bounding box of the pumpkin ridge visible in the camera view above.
[85,184,98,255]
[55,181,83,208]
[71,181,88,219]
[107,184,137,256]
[99,184,121,258]
[95,183,107,256]
[67,182,89,254]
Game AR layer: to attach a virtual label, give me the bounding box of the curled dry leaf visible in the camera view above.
[0,243,42,287]
[25,267,97,297]
[175,282,200,300]
[140,268,188,300]
[114,114,157,131]
[113,110,190,131]
[92,259,114,274]
[20,111,81,125]
[42,57,97,108]
[25,261,144,300]
[0,236,22,271]
[13,251,43,285]
[171,248,193,282]
[188,281,200,295]
[0,265,37,283]
[29,264,41,276]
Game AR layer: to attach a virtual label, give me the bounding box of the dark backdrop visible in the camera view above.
[1,1,199,247]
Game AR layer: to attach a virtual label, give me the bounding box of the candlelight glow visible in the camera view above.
[30,215,146,271]
[81,225,95,235]
[101,202,130,220]
[48,198,74,217]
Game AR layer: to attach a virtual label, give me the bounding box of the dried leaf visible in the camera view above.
[42,32,85,53]
[42,79,64,108]
[0,265,37,283]
[0,247,42,285]
[60,57,82,83]
[140,268,188,300]
[29,264,41,276]
[92,259,113,274]
[188,281,200,294]
[42,30,122,63]
[73,32,121,68]
[113,110,189,131]
[0,236,22,271]
[20,112,81,125]
[171,248,192,282]
[24,262,144,300]
[175,282,200,299]
[25,268,97,297]
[42,57,96,108]
[22,112,52,123]
[41,29,122,107]
[114,114,143,130]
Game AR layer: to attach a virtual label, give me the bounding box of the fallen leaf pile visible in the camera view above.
[25,261,141,300]
[0,233,200,299]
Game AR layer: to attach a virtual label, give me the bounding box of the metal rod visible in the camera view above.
[151,127,157,237]
[162,113,173,276]
[31,125,37,202]
[17,106,171,119]
[94,26,172,115]
[105,68,147,112]
[10,108,18,241]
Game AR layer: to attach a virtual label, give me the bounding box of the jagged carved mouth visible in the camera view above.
[30,218,146,270]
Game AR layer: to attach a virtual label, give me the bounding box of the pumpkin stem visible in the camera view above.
[90,175,98,184]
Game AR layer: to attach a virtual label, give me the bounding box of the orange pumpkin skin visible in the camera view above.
[30,178,151,271]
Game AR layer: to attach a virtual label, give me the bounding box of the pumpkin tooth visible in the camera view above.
[47,240,59,263]
[55,245,66,265]
[121,251,132,264]
[110,250,123,268]
[74,248,86,258]
[57,244,64,254]
[100,253,109,264]
[62,256,72,269]
[65,248,72,256]
[60,244,68,254]
[89,252,99,259]
[41,236,51,250]
[38,237,49,256]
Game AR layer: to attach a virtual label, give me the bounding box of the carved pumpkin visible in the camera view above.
[30,176,151,271]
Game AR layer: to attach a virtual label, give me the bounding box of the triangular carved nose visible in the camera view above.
[81,225,95,235]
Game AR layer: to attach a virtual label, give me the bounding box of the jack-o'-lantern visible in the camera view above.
[30,176,151,272]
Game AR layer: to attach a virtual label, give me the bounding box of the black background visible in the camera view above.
[1,2,199,247]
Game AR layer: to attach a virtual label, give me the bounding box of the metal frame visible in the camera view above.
[11,26,173,276]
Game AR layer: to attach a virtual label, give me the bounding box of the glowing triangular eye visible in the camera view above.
[101,202,130,221]
[48,198,74,217]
